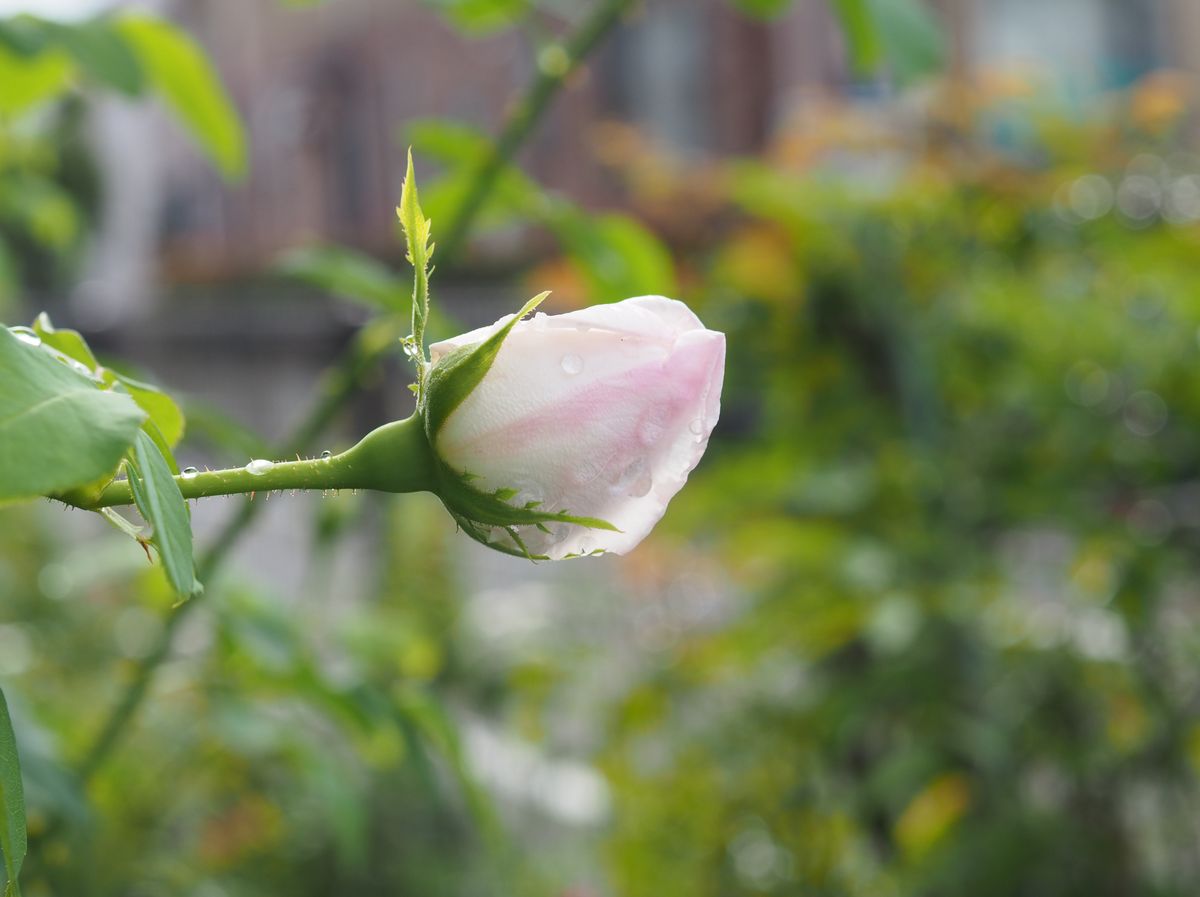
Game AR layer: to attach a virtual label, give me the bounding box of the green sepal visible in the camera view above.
[433,465,616,533]
[422,291,549,442]
[448,509,609,562]
[449,511,536,560]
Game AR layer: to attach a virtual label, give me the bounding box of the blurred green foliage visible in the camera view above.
[0,10,244,312]
[575,80,1200,896]
[5,1,1200,896]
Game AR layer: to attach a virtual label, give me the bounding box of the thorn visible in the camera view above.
[136,537,153,564]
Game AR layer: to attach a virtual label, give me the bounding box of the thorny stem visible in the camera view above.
[86,417,433,509]
[73,0,638,788]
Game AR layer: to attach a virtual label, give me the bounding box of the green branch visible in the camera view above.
[438,0,636,262]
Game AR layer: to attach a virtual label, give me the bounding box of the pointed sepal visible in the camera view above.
[422,291,549,442]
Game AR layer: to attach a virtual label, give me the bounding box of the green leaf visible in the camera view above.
[870,0,945,83]
[550,211,678,304]
[31,315,185,452]
[410,119,676,302]
[399,150,433,267]
[126,430,197,598]
[407,118,542,227]
[276,245,406,312]
[113,374,185,450]
[0,16,50,57]
[47,17,144,96]
[0,326,145,503]
[728,0,793,18]
[426,0,530,34]
[830,0,945,83]
[1,174,80,251]
[0,687,26,897]
[398,150,433,366]
[31,312,98,370]
[830,0,882,74]
[114,14,246,180]
[0,43,70,117]
[392,685,501,846]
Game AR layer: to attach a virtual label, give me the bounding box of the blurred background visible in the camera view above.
[4,0,1200,894]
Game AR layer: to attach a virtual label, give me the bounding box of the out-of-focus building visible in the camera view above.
[147,0,801,283]
[92,0,1191,293]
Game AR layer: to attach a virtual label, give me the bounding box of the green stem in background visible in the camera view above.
[85,416,432,509]
[73,0,637,788]
[436,0,637,262]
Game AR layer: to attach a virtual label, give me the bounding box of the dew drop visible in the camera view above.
[560,353,583,375]
[10,327,41,347]
[180,467,199,480]
[245,459,274,476]
[573,459,603,484]
[611,458,649,497]
[319,450,333,461]
[689,418,706,436]
[628,472,653,498]
[638,415,668,446]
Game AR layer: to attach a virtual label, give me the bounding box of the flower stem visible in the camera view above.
[86,415,433,509]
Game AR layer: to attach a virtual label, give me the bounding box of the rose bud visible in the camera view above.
[422,294,725,560]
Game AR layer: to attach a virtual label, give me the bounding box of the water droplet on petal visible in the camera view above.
[638,413,669,446]
[10,327,41,347]
[574,459,603,484]
[628,472,653,498]
[689,418,706,436]
[180,467,199,480]
[611,458,649,497]
[560,353,583,375]
[638,424,667,446]
[319,450,333,461]
[245,459,274,476]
